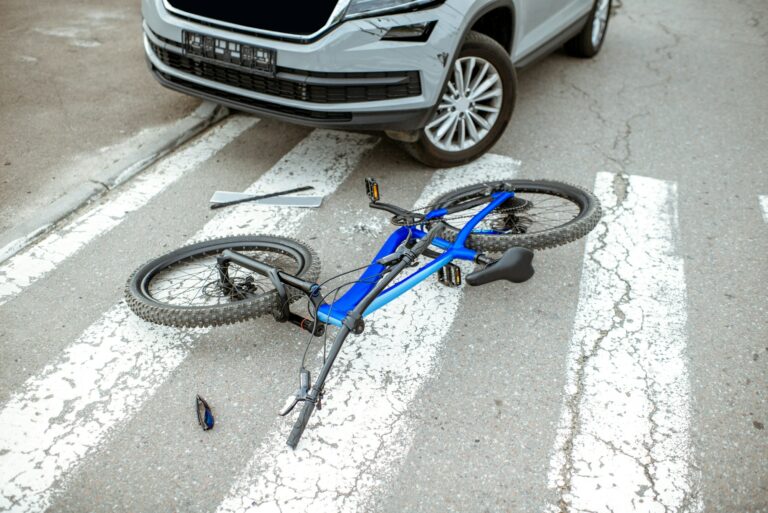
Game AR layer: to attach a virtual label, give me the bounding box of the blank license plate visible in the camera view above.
[183,31,276,74]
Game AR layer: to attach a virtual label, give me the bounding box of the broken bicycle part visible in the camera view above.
[196,395,215,431]
[209,185,315,209]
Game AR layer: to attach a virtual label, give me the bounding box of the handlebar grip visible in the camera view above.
[286,399,316,449]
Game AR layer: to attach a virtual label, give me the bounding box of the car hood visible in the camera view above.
[165,0,343,36]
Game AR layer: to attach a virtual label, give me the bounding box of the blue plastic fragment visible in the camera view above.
[196,394,215,431]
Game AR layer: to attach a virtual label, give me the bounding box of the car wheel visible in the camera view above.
[565,0,611,58]
[400,31,516,168]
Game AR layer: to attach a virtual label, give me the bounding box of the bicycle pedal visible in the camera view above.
[437,264,462,287]
[365,177,380,203]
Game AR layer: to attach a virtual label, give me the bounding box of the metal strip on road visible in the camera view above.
[215,154,521,513]
[0,115,258,308]
[0,130,379,513]
[546,173,701,513]
[760,195,768,224]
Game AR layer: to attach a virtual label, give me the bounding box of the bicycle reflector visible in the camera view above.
[365,177,380,203]
[196,395,215,431]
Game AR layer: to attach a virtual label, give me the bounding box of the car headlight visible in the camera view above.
[343,0,440,20]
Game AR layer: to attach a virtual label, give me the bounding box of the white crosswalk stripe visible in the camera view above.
[759,195,768,223]
[0,130,379,513]
[546,173,701,513]
[0,116,258,307]
[216,154,521,513]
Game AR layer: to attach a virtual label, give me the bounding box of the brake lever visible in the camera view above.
[279,396,299,417]
[279,368,311,416]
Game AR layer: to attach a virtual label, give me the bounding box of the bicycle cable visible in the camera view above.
[303,262,377,319]
[298,266,393,372]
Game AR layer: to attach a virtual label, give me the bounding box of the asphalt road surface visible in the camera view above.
[0,0,198,235]
[0,0,766,512]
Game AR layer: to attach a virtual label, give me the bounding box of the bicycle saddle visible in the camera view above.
[466,247,534,286]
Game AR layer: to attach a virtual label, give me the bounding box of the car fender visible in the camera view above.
[416,0,516,127]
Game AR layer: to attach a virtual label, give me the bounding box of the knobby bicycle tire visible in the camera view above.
[429,179,602,252]
[125,235,320,328]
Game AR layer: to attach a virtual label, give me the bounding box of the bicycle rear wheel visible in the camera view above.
[125,235,320,328]
[428,179,601,252]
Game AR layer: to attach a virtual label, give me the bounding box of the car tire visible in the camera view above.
[400,31,517,168]
[565,0,611,58]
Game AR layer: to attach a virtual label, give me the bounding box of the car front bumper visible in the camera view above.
[142,0,464,130]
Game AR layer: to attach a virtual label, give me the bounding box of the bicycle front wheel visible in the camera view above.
[428,179,602,252]
[125,235,320,328]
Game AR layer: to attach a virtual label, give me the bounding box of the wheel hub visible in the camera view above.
[205,275,258,300]
[501,196,532,212]
[454,96,471,113]
[491,214,532,234]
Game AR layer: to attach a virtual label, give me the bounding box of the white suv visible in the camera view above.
[142,0,611,166]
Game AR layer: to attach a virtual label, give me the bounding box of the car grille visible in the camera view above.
[155,71,353,121]
[150,43,422,104]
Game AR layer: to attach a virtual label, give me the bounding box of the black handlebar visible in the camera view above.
[220,249,317,296]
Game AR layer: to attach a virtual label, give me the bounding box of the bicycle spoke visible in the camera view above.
[143,249,296,308]
[433,186,586,237]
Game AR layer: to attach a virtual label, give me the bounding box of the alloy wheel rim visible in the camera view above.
[424,56,503,152]
[591,0,610,47]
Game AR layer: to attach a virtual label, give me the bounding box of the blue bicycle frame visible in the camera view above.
[315,191,513,328]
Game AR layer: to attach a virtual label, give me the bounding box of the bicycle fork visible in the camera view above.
[282,324,355,448]
[281,227,440,448]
